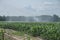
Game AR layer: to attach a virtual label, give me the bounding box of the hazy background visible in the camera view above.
[0,0,60,16]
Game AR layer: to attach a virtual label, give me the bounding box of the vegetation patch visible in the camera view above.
[0,22,60,40]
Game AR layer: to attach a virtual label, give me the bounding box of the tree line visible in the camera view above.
[0,14,60,22]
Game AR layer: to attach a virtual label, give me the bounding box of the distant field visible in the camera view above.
[0,22,60,40]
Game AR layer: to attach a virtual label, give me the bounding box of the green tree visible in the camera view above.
[0,16,6,21]
[53,14,59,22]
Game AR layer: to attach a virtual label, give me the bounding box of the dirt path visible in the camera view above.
[4,33,22,40]
[4,29,43,40]
[4,33,43,40]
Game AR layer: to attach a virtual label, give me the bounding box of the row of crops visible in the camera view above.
[0,29,4,40]
[0,31,2,40]
[0,22,60,40]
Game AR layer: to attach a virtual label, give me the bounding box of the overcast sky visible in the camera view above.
[0,0,60,16]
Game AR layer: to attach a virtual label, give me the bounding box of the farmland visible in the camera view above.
[0,22,60,40]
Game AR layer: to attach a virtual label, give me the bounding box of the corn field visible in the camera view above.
[0,22,60,40]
